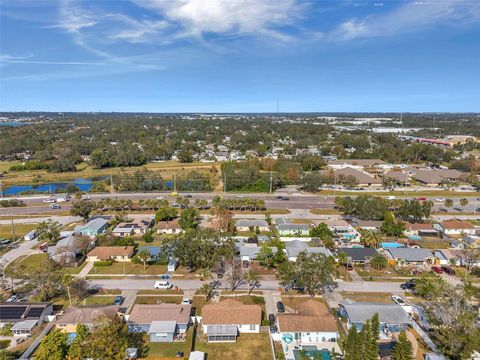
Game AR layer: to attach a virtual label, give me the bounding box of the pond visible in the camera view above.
[3,177,106,196]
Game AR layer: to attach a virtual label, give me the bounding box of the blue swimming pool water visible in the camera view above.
[381,242,404,248]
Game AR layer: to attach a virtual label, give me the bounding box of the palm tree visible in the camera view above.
[460,198,468,208]
[61,274,73,305]
[445,199,453,209]
[337,251,349,280]
[369,253,388,270]
[360,230,381,248]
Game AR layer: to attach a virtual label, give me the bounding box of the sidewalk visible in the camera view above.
[78,261,94,277]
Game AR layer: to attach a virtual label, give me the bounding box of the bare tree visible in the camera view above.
[224,259,243,291]
[462,249,480,281]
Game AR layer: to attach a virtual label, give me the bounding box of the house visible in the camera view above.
[412,169,465,186]
[338,301,411,337]
[0,303,53,337]
[463,235,480,248]
[332,167,383,187]
[355,220,382,231]
[155,219,182,235]
[384,170,410,186]
[434,219,476,236]
[403,223,438,238]
[74,218,109,238]
[201,299,262,342]
[434,249,480,267]
[56,305,120,333]
[337,247,378,264]
[284,241,332,262]
[276,217,310,236]
[320,219,360,242]
[47,235,91,267]
[238,245,277,262]
[86,246,134,262]
[385,248,433,266]
[277,300,340,355]
[128,304,192,342]
[235,219,269,232]
[112,217,153,237]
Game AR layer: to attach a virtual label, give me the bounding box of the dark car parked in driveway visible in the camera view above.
[276,301,285,313]
[431,266,443,274]
[400,279,416,290]
[441,266,455,275]
[268,314,276,333]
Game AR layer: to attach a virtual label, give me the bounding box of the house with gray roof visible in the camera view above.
[238,245,277,261]
[275,217,310,236]
[338,301,411,337]
[284,240,332,261]
[74,218,109,238]
[385,248,433,265]
[338,247,378,264]
[235,219,269,232]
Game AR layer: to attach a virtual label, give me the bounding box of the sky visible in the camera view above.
[0,0,479,113]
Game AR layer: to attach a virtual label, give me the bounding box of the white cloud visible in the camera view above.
[132,0,305,40]
[330,1,480,41]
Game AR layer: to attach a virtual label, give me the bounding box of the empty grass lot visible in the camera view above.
[0,223,37,240]
[134,296,183,305]
[194,333,273,360]
[281,296,326,311]
[89,262,167,275]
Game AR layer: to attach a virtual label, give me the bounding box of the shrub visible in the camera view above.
[93,260,112,267]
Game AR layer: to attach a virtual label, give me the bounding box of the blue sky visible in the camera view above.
[1,0,479,112]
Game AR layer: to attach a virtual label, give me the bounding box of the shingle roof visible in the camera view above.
[236,219,268,228]
[338,247,378,262]
[155,219,181,230]
[440,219,475,230]
[340,302,410,325]
[239,246,277,259]
[148,321,177,333]
[128,304,191,325]
[74,218,109,233]
[87,246,134,259]
[385,248,433,262]
[201,299,261,325]
[138,246,161,257]
[58,305,120,324]
[277,300,337,332]
[332,167,382,185]
[328,159,386,166]
[286,246,332,259]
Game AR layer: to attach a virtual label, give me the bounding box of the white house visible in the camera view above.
[201,299,262,342]
[284,240,332,262]
[434,220,476,236]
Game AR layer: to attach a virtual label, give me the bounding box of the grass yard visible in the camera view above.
[134,295,183,305]
[6,253,48,272]
[90,262,167,275]
[340,292,394,304]
[356,264,414,281]
[79,295,116,306]
[192,295,209,315]
[146,327,193,359]
[194,333,273,360]
[281,296,326,311]
[417,240,451,249]
[62,261,88,274]
[0,223,37,240]
[309,209,341,215]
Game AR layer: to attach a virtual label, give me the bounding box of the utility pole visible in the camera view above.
[269,172,273,194]
[11,219,15,242]
[173,173,177,192]
[224,172,227,193]
[110,175,114,194]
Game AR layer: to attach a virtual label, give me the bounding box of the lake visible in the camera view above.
[0,122,31,127]
[3,178,104,196]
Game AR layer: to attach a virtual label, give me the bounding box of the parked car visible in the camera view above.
[0,239,11,245]
[268,314,276,333]
[82,195,92,200]
[156,196,166,200]
[154,281,173,290]
[113,296,124,305]
[276,301,285,313]
[181,299,192,305]
[391,295,406,306]
[385,196,396,200]
[417,197,427,201]
[160,274,170,280]
[169,192,179,197]
[400,279,416,290]
[6,295,18,303]
[434,198,445,202]
[441,266,455,275]
[183,194,193,198]
[50,203,61,209]
[275,196,284,200]
[431,266,443,274]
[344,263,353,271]
[281,197,289,201]
[242,260,249,268]
[43,198,56,203]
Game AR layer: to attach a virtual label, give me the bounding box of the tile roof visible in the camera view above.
[277,300,337,333]
[128,304,191,325]
[440,219,475,230]
[201,299,262,325]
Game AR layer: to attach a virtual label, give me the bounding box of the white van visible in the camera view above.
[154,281,173,290]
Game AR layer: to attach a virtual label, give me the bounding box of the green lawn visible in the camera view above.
[340,292,394,304]
[6,253,49,273]
[90,262,167,275]
[194,333,273,360]
[79,296,116,306]
[134,296,183,305]
[62,261,88,274]
[146,327,193,359]
[0,223,37,240]
[356,264,415,281]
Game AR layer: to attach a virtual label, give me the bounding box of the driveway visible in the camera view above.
[0,239,39,265]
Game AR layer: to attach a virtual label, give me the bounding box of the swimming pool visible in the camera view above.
[381,242,404,248]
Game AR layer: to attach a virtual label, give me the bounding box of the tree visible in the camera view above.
[445,198,453,209]
[337,251,349,279]
[86,316,131,360]
[35,329,69,360]
[414,273,446,300]
[460,198,468,207]
[61,274,73,305]
[224,258,243,291]
[36,220,61,245]
[462,249,480,281]
[392,332,414,360]
[279,251,336,295]
[155,205,178,222]
[360,230,382,248]
[210,205,234,233]
[67,324,90,360]
[136,249,151,270]
[179,207,200,230]
[344,325,359,360]
[257,246,279,268]
[70,200,97,222]
[369,253,387,270]
[396,199,433,223]
[243,270,259,295]
[199,283,215,300]
[309,223,334,246]
[381,210,405,237]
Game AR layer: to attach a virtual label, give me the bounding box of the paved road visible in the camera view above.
[88,278,403,293]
